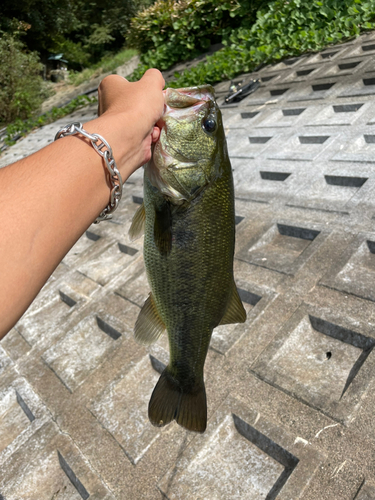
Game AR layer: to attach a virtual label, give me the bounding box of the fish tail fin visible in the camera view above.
[148,367,207,433]
[176,381,207,433]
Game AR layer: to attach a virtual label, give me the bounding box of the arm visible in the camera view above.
[0,69,165,338]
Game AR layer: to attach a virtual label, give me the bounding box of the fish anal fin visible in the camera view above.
[148,368,207,433]
[134,294,166,345]
[154,201,172,256]
[219,282,247,326]
[129,203,145,240]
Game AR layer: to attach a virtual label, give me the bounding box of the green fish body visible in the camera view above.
[129,86,246,432]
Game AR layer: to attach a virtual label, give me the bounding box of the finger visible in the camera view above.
[140,69,165,90]
[98,75,130,114]
[151,126,161,143]
[99,74,128,89]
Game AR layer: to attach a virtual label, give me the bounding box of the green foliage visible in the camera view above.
[4,0,375,141]
[0,0,153,67]
[232,0,375,56]
[127,0,266,72]
[0,32,47,123]
[162,0,375,88]
[69,48,138,86]
[0,0,80,54]
[5,95,97,145]
[48,38,90,70]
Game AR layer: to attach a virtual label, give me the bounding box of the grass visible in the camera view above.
[5,94,98,145]
[69,48,138,86]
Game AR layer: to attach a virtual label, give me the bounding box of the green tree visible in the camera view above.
[0,0,79,56]
[0,0,154,68]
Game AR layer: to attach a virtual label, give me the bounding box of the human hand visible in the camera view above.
[87,69,165,179]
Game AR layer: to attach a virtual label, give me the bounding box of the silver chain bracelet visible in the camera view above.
[54,122,123,223]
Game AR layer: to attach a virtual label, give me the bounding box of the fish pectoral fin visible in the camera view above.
[129,203,146,240]
[219,282,247,325]
[134,293,166,345]
[154,200,172,256]
[148,368,207,433]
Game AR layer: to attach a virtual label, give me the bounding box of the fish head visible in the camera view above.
[146,85,228,204]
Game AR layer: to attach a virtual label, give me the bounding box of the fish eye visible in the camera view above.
[202,117,217,133]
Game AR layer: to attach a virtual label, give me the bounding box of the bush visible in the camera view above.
[166,0,375,88]
[229,0,375,60]
[0,33,46,123]
[127,0,266,72]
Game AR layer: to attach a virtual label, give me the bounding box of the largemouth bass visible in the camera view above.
[129,85,246,432]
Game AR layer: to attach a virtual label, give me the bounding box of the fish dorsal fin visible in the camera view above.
[134,293,166,345]
[129,203,146,240]
[154,201,172,256]
[219,282,247,325]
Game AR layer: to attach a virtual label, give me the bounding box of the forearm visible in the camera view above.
[0,70,165,338]
[0,118,129,338]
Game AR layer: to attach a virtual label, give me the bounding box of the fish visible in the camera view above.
[129,85,246,433]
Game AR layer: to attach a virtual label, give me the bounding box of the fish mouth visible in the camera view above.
[154,86,216,167]
[164,86,215,109]
[147,85,217,202]
[156,86,215,133]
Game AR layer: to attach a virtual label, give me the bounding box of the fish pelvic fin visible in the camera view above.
[148,368,207,433]
[129,202,145,240]
[219,281,247,326]
[134,293,166,345]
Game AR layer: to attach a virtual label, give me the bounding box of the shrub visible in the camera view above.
[167,0,375,88]
[229,0,375,60]
[127,0,266,72]
[0,33,45,123]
